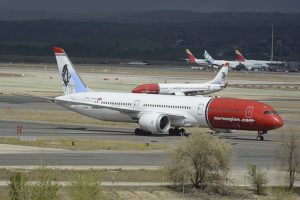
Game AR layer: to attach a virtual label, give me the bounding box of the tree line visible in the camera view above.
[0,13,299,62]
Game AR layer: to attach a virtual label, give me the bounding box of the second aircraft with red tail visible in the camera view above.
[132,63,229,96]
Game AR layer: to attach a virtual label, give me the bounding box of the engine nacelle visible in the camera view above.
[139,113,171,133]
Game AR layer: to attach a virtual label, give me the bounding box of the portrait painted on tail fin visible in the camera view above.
[62,64,71,86]
[61,64,75,94]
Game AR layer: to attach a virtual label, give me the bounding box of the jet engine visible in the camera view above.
[139,113,171,133]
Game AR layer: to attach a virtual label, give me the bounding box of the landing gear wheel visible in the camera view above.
[135,128,140,135]
[257,130,267,141]
[134,128,144,135]
[256,136,264,141]
[179,128,188,137]
[168,128,175,136]
[174,128,180,136]
[169,128,188,136]
[135,128,151,135]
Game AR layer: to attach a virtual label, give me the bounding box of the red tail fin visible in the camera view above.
[185,49,196,63]
[235,50,246,62]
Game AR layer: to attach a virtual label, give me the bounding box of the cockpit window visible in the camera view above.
[264,110,278,115]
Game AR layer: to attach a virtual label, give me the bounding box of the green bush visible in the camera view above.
[30,168,60,200]
[270,187,296,200]
[247,165,268,195]
[9,172,29,200]
[69,173,101,200]
[165,133,232,192]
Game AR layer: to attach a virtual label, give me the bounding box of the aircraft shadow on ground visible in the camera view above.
[55,127,133,135]
[49,127,177,137]
[219,135,273,142]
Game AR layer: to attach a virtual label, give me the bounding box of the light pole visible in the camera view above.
[271,24,274,62]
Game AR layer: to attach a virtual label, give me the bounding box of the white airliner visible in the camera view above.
[52,47,283,139]
[235,50,283,70]
[131,63,229,96]
[185,49,210,67]
[186,49,239,69]
[203,50,240,69]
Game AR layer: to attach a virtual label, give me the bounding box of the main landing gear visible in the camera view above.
[134,128,189,136]
[169,128,188,136]
[257,130,267,141]
[134,128,151,135]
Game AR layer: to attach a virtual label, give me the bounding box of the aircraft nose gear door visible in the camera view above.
[133,100,140,109]
[197,104,204,115]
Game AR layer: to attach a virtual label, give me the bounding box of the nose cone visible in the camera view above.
[273,115,284,128]
[131,85,143,93]
[131,84,159,94]
[261,115,284,130]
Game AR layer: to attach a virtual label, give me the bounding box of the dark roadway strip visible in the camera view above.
[0,152,166,166]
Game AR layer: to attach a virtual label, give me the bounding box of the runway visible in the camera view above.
[0,119,282,170]
[0,120,177,143]
[0,150,166,167]
[0,137,279,170]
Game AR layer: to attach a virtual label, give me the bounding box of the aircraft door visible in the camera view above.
[133,100,140,109]
[197,104,204,115]
[245,106,254,118]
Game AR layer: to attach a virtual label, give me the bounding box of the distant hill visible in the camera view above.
[1,10,300,24]
[100,10,300,24]
[0,11,299,62]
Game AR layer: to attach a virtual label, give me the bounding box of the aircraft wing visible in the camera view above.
[9,93,188,120]
[53,98,140,114]
[10,93,56,102]
[183,90,208,96]
[54,98,187,120]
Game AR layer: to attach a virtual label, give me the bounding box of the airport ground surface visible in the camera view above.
[0,119,281,170]
[0,63,300,172]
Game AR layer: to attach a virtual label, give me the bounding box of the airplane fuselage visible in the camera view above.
[131,83,223,95]
[241,60,283,70]
[55,91,283,132]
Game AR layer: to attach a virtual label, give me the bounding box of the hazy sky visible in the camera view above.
[1,0,299,13]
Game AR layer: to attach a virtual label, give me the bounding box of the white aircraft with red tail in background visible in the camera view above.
[185,49,209,67]
[51,47,283,140]
[132,63,229,96]
[235,50,283,70]
[186,49,241,70]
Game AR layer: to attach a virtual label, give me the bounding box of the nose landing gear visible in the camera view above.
[257,130,267,141]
